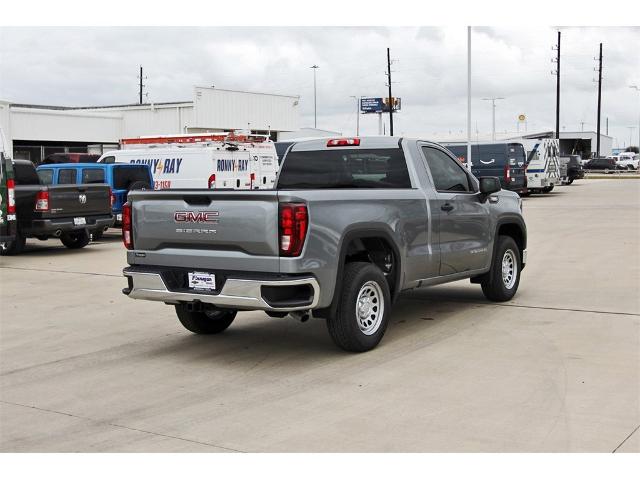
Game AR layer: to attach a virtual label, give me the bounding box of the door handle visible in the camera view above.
[441,203,454,212]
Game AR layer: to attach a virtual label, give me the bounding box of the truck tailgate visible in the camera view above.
[46,184,111,216]
[129,189,280,259]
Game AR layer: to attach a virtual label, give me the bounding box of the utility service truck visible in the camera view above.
[99,133,279,191]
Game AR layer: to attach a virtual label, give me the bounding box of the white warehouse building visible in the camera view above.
[0,86,300,164]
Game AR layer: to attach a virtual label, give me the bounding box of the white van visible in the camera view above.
[523,138,561,193]
[98,134,278,190]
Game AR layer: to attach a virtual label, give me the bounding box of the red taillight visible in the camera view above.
[327,138,360,147]
[250,172,255,189]
[208,174,216,189]
[122,202,133,250]
[7,178,15,214]
[279,203,308,257]
[35,190,50,212]
[110,188,115,207]
[504,164,511,183]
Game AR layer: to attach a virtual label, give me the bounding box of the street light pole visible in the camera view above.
[482,97,505,141]
[467,26,472,171]
[630,85,640,149]
[350,96,360,136]
[310,65,319,128]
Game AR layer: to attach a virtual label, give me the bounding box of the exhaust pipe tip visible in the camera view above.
[54,229,62,237]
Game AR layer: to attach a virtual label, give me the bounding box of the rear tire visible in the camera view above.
[60,230,90,249]
[481,236,521,302]
[542,185,554,193]
[175,305,236,334]
[0,229,26,256]
[326,262,391,352]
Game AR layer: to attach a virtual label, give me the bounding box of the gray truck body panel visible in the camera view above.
[125,137,525,311]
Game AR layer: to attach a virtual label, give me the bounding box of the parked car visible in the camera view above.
[443,142,528,195]
[37,163,153,232]
[559,155,585,184]
[121,137,527,352]
[0,160,114,255]
[41,153,101,164]
[616,153,639,171]
[584,157,619,173]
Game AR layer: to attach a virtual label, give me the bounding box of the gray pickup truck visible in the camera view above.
[122,137,527,352]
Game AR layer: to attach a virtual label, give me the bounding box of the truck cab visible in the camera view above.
[37,163,153,225]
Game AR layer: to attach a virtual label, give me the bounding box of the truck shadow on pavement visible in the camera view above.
[138,285,488,365]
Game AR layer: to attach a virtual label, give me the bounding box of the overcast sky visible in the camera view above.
[0,26,638,147]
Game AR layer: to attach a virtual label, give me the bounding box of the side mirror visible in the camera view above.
[479,176,501,195]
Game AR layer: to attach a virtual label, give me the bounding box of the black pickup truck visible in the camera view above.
[1,160,114,255]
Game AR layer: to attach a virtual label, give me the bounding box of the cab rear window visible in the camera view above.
[277,148,411,189]
[37,169,54,185]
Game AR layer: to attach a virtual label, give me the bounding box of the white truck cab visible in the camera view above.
[98,133,279,190]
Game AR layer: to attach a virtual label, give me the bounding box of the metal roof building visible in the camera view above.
[0,87,300,164]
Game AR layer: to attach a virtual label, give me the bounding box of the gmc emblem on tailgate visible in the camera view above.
[174,211,219,223]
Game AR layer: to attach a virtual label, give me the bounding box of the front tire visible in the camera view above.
[175,305,236,334]
[326,262,391,352]
[60,230,90,249]
[481,236,521,302]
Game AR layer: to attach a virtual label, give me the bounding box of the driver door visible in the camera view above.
[420,146,492,275]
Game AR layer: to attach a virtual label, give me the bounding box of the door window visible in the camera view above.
[422,147,474,192]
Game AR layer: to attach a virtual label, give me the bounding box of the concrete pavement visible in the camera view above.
[1,178,638,452]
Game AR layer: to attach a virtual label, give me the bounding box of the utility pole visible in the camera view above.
[386,48,394,136]
[138,65,146,105]
[310,65,319,128]
[467,26,472,170]
[595,43,603,157]
[481,97,505,141]
[349,96,360,136]
[552,31,561,139]
[630,85,640,149]
[606,117,609,136]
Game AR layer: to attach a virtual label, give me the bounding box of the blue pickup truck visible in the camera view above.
[37,163,153,235]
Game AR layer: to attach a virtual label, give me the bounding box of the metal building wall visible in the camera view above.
[117,104,193,137]
[8,106,122,143]
[192,87,299,132]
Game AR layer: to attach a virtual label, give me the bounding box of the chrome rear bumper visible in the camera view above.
[123,268,320,311]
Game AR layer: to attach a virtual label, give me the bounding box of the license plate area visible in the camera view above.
[188,271,217,291]
[74,217,86,226]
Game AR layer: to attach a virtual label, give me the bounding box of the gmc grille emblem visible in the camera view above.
[174,211,219,223]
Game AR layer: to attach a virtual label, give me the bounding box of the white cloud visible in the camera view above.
[0,26,638,146]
